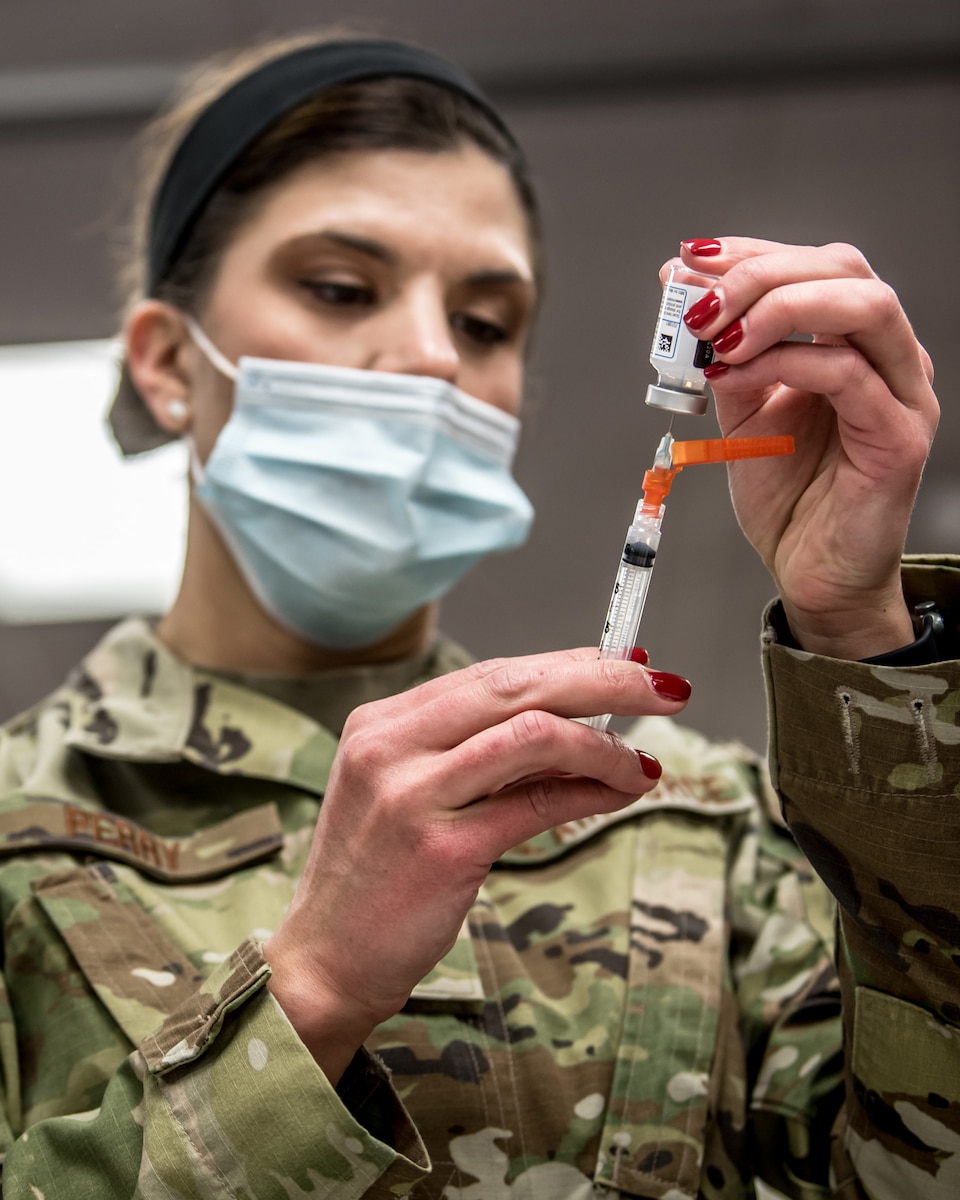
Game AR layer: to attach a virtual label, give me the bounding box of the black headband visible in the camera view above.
[147,39,517,293]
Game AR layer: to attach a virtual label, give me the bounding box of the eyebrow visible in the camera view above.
[322,229,396,264]
[289,229,535,291]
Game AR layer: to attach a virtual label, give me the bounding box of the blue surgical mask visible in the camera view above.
[184,319,534,648]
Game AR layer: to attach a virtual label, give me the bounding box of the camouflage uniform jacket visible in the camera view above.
[0,555,957,1199]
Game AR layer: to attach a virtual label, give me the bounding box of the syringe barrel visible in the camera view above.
[597,523,661,660]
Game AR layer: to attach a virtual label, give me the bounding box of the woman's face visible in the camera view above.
[189,144,537,460]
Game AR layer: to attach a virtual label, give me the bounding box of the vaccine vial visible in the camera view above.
[645,265,717,415]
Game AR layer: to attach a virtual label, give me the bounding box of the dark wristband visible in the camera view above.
[774,601,948,667]
[858,609,944,667]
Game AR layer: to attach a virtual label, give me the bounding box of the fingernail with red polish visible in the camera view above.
[630,647,649,665]
[683,290,721,333]
[713,319,744,354]
[636,750,663,780]
[682,238,722,257]
[703,362,730,380]
[647,671,692,702]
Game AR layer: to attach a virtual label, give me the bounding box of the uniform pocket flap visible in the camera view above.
[32,864,207,1044]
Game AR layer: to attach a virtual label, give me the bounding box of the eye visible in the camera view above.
[300,280,376,308]
[451,312,509,347]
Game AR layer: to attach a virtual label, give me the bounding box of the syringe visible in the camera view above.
[585,433,796,733]
[585,433,676,732]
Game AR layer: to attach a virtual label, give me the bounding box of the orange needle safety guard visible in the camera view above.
[641,434,795,514]
[585,432,794,732]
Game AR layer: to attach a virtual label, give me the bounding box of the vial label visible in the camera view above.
[651,281,712,370]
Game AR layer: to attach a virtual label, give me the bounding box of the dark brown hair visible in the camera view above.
[120,32,542,317]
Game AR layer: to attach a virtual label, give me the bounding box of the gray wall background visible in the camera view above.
[1,0,958,752]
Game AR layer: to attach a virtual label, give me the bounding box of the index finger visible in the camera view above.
[398,648,691,748]
[343,646,601,727]
[348,649,691,751]
[660,234,797,281]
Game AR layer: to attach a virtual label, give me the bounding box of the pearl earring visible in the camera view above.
[167,398,188,424]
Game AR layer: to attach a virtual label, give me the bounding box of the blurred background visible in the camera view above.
[1,0,958,752]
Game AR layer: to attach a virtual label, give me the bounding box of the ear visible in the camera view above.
[124,301,195,436]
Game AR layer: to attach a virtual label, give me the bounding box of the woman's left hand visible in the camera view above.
[675,237,939,660]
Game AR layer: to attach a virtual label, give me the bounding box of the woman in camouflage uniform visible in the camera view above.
[0,31,951,1200]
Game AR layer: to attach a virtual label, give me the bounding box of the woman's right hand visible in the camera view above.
[262,647,691,1080]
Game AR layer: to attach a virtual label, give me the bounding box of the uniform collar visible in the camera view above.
[60,618,338,793]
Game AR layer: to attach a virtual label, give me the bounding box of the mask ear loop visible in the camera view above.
[180,315,240,487]
[182,314,240,381]
[185,436,207,490]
